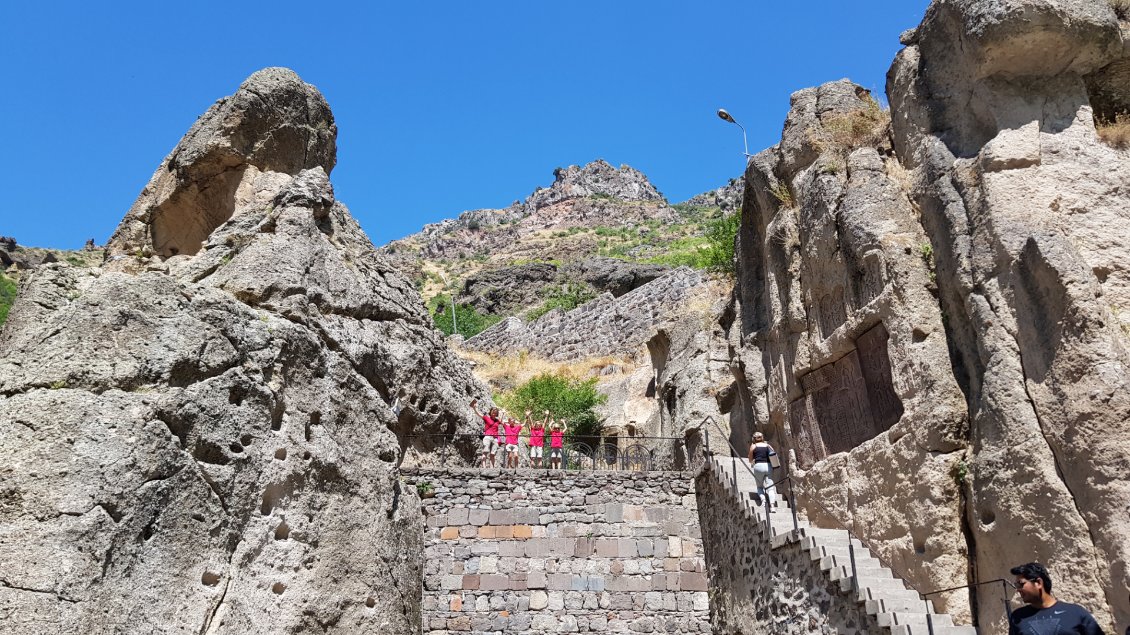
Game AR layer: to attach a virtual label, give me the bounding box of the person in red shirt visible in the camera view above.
[548,419,568,470]
[470,399,502,468]
[502,416,525,469]
[527,409,549,469]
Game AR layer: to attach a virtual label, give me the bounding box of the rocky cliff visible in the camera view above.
[708,0,1130,631]
[381,159,737,323]
[0,68,490,634]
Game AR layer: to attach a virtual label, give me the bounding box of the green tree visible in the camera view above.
[431,295,502,339]
[498,372,607,442]
[701,211,740,273]
[0,273,16,327]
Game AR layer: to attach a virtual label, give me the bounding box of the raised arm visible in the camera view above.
[470,399,482,418]
[542,410,550,427]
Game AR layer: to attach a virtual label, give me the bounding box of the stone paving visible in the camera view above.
[403,468,710,634]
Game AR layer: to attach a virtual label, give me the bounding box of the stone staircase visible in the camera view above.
[706,455,978,635]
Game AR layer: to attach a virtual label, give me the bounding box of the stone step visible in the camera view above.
[891,624,977,635]
[843,575,908,597]
[880,612,954,628]
[830,563,893,581]
[810,542,871,562]
[865,596,934,616]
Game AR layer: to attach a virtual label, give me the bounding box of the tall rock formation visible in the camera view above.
[0,68,489,634]
[716,1,1130,631]
[890,1,1130,629]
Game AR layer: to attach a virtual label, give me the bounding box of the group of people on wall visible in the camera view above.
[470,400,569,469]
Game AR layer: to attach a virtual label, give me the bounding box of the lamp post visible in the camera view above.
[438,271,458,337]
[717,108,753,159]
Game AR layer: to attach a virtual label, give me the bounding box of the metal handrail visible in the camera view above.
[401,432,693,472]
[692,414,990,632]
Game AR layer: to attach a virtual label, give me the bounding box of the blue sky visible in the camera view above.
[1,1,930,249]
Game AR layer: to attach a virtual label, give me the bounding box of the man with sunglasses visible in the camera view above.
[1009,562,1104,635]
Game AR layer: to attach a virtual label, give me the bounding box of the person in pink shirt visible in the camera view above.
[526,409,549,469]
[548,419,568,470]
[470,399,502,468]
[502,416,525,469]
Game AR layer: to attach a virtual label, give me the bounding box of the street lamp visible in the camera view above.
[438,271,458,337]
[717,108,753,159]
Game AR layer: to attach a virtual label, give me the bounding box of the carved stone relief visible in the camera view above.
[789,321,903,462]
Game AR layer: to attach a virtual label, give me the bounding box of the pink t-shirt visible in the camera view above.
[482,415,501,438]
[550,429,565,449]
[529,427,546,447]
[503,423,522,445]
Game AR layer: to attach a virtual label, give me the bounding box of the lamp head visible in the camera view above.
[717,108,736,124]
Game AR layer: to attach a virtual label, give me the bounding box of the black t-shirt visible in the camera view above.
[1009,601,1104,635]
[751,443,773,463]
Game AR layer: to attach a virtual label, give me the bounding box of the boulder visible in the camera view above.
[0,68,490,634]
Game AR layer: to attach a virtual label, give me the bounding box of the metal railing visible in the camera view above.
[400,432,699,472]
[693,414,1008,634]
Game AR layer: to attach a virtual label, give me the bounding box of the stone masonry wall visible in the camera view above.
[402,467,709,634]
[695,467,881,635]
[463,267,704,362]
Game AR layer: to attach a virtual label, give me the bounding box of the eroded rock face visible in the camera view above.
[106,67,337,260]
[727,78,973,620]
[0,68,489,634]
[888,0,1130,629]
[716,1,1129,631]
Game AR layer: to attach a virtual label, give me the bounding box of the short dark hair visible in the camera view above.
[1011,562,1052,594]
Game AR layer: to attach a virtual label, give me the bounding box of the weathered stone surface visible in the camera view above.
[886,0,1130,630]
[464,267,706,362]
[457,257,671,316]
[0,68,490,634]
[698,0,1129,632]
[404,467,708,635]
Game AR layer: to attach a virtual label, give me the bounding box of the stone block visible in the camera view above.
[441,574,462,590]
[499,541,523,557]
[470,542,497,555]
[605,503,623,523]
[524,538,548,558]
[548,591,565,611]
[570,575,587,591]
[594,539,618,558]
[574,537,594,557]
[479,556,498,574]
[447,508,469,525]
[618,538,638,558]
[458,525,477,539]
[679,572,707,591]
[692,592,709,611]
[479,574,509,591]
[449,594,463,611]
[513,524,533,539]
[447,615,470,631]
[440,527,460,540]
[468,508,490,526]
[588,576,606,592]
[528,571,547,589]
[667,537,682,558]
[478,525,496,539]
[495,525,513,539]
[547,573,572,590]
[488,509,514,525]
[529,589,549,610]
[636,539,654,557]
[680,559,696,572]
[650,574,667,590]
[509,573,528,591]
